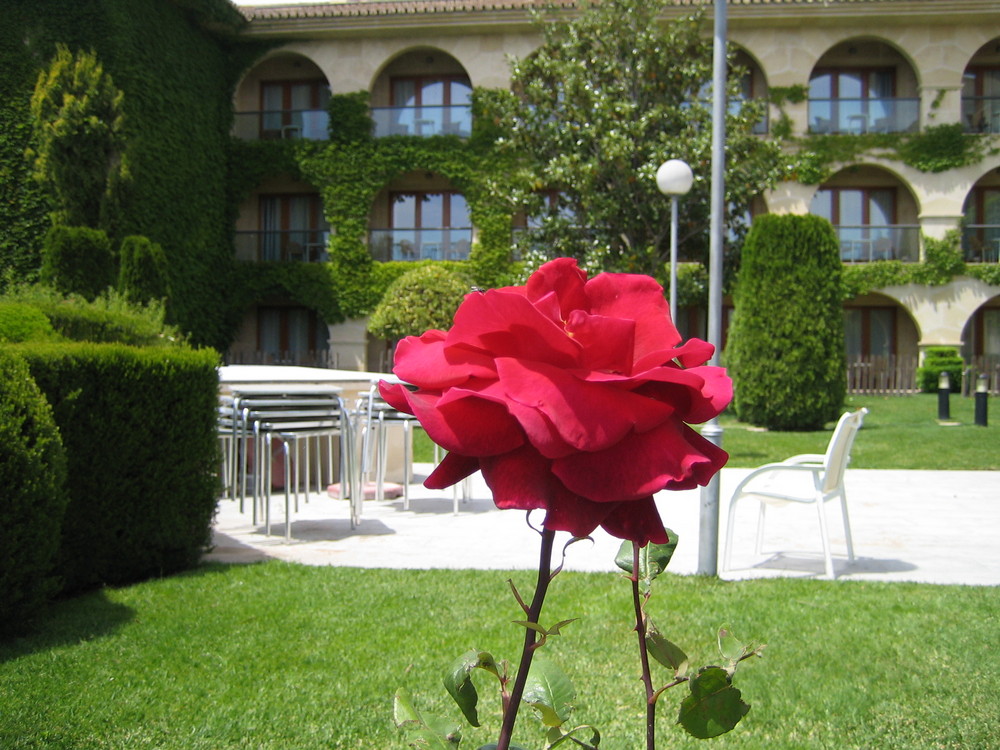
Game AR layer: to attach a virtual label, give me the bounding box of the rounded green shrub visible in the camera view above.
[40,225,115,301]
[0,350,68,636]
[0,301,59,342]
[118,235,170,304]
[367,263,474,341]
[725,214,847,430]
[916,346,964,393]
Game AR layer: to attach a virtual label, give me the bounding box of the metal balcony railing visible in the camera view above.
[370,105,472,138]
[961,97,1000,134]
[808,98,919,134]
[834,225,920,262]
[233,110,329,141]
[369,228,472,261]
[234,230,329,263]
[961,225,1000,263]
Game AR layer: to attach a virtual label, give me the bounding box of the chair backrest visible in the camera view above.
[821,408,868,493]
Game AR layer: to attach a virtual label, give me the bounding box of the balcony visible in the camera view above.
[233,109,329,141]
[234,230,329,263]
[371,105,472,138]
[834,225,920,262]
[962,225,1000,263]
[808,98,919,134]
[369,228,472,262]
[962,97,1000,134]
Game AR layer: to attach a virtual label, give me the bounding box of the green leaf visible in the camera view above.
[645,619,689,677]
[718,625,748,666]
[677,667,750,739]
[546,724,602,748]
[443,649,499,727]
[522,656,576,728]
[614,534,678,589]
[393,689,462,748]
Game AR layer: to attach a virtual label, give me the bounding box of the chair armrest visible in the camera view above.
[731,461,822,497]
[782,454,825,465]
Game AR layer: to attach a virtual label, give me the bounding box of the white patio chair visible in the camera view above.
[722,408,868,579]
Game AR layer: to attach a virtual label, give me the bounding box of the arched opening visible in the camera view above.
[961,172,1000,263]
[233,52,330,140]
[809,165,921,262]
[962,38,1000,133]
[808,38,919,134]
[732,47,769,135]
[844,291,920,392]
[368,171,472,261]
[961,296,1000,373]
[370,49,472,137]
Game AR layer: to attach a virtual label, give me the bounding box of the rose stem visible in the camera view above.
[496,526,556,750]
[632,541,657,750]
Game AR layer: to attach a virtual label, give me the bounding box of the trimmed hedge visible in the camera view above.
[40,225,115,301]
[16,343,221,594]
[6,285,183,347]
[917,346,964,393]
[726,214,847,430]
[0,350,68,636]
[118,234,169,304]
[0,301,59,342]
[367,263,473,341]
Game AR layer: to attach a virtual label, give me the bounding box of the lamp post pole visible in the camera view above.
[655,159,694,323]
[699,0,727,577]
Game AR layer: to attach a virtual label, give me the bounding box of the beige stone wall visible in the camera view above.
[231,3,1000,362]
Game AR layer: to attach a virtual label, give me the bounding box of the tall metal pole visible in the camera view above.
[698,0,727,576]
[670,194,679,323]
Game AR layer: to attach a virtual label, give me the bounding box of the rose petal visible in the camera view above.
[565,310,635,374]
[583,271,682,371]
[669,338,716,369]
[479,447,552,511]
[628,365,733,424]
[393,388,525,457]
[525,257,589,320]
[393,334,497,389]
[495,357,673,453]
[425,452,480,489]
[448,289,580,368]
[542,485,616,539]
[599,496,669,546]
[552,420,729,502]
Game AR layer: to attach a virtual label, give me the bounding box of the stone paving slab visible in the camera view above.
[204,466,1000,586]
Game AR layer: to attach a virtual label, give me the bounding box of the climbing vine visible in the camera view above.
[230,108,524,321]
[840,230,1000,299]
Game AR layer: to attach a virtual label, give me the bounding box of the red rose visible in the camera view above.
[379,257,731,546]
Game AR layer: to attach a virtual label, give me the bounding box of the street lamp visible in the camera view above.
[655,159,694,323]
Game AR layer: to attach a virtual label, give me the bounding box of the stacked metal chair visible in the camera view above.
[220,385,361,541]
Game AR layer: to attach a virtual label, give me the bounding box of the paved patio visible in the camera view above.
[204,465,1000,586]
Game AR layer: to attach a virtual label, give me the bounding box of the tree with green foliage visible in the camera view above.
[477,0,784,280]
[27,44,128,229]
[726,214,846,430]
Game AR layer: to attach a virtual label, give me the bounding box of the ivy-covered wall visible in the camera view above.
[1,0,257,350]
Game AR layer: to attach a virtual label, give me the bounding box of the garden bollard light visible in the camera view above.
[938,371,951,421]
[975,374,988,427]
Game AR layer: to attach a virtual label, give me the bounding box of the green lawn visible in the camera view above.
[1,564,996,749]
[413,393,999,471]
[3,394,996,749]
